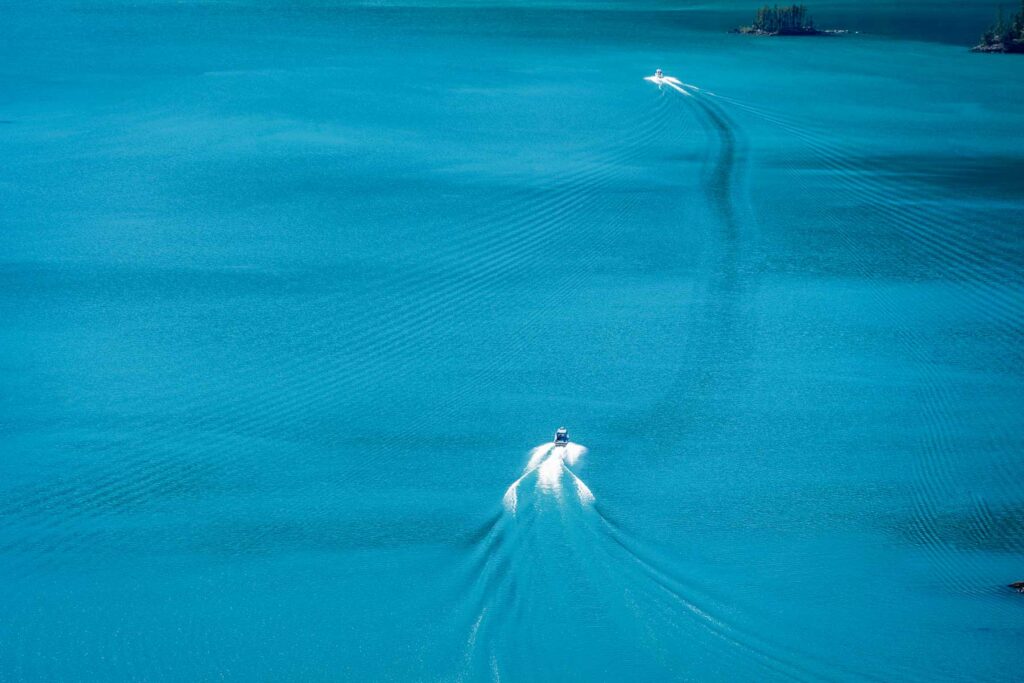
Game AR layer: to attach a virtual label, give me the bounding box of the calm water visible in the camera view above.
[2,2,1023,680]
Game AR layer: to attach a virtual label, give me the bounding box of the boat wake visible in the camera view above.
[452,66,1020,683]
[644,71,700,97]
[697,86,1024,606]
[634,67,1024,678]
[452,438,859,682]
[645,68,744,244]
[502,441,591,514]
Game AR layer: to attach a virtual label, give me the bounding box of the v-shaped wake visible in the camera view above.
[502,441,592,514]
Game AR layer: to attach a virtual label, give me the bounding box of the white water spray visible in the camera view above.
[502,441,592,513]
[564,465,595,504]
[644,70,703,97]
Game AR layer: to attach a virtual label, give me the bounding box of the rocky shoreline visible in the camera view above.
[731,26,828,37]
[973,2,1024,53]
[971,40,1024,53]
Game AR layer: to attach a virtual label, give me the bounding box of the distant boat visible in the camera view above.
[554,427,569,447]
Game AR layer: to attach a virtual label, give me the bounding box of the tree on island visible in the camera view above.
[974,1,1024,52]
[734,4,823,36]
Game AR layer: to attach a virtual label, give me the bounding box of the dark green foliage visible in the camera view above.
[978,1,1024,51]
[742,4,818,35]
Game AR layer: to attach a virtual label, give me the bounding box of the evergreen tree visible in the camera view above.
[747,5,817,35]
[979,1,1024,49]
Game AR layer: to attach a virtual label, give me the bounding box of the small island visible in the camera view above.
[973,2,1024,52]
[733,4,825,36]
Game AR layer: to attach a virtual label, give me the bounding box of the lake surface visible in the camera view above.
[2,1,1023,680]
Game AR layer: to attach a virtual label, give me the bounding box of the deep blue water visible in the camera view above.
[2,1,1024,680]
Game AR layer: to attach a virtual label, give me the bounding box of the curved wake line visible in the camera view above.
[638,74,901,682]
[562,464,595,504]
[693,95,741,236]
[589,506,886,683]
[707,89,1024,604]
[646,70,746,248]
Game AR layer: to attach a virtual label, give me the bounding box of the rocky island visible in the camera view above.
[973,2,1024,52]
[732,4,826,36]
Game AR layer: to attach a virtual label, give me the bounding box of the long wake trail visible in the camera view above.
[698,85,1024,610]
[460,433,874,681]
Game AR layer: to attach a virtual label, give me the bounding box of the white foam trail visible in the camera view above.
[489,654,501,683]
[664,81,693,97]
[503,441,593,510]
[538,451,564,491]
[644,73,700,97]
[502,481,519,514]
[563,443,587,467]
[525,444,551,471]
[564,464,595,505]
[457,607,487,683]
[502,460,545,513]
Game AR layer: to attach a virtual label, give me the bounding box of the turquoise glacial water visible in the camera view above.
[2,2,1023,680]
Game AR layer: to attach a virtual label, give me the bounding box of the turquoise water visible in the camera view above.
[2,2,1023,680]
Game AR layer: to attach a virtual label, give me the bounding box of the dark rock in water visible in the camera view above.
[1009,581,1024,593]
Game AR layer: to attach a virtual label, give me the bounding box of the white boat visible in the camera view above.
[553,427,569,447]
